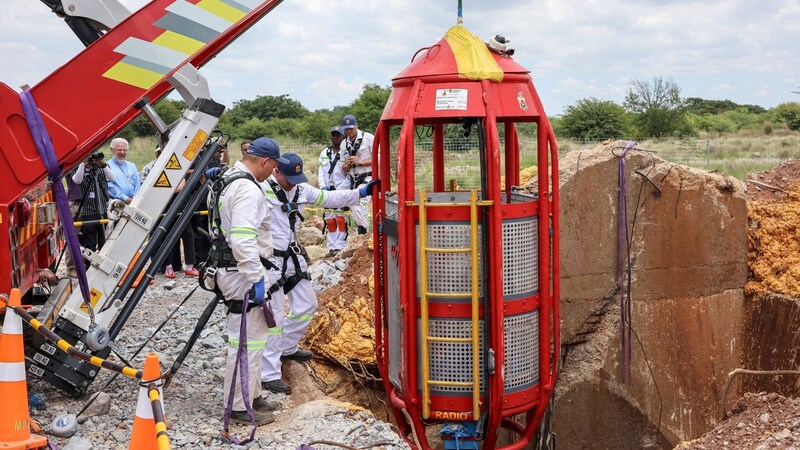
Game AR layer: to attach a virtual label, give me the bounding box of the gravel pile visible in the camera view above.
[23,230,406,449]
[676,392,800,449]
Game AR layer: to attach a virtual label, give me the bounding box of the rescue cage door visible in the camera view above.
[374,117,557,448]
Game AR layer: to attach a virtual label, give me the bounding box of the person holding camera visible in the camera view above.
[72,150,115,254]
[318,125,350,256]
[340,114,374,235]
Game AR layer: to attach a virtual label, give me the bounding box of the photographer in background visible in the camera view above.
[72,150,115,255]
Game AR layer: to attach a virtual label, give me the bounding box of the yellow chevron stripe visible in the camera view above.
[103,62,162,90]
[197,0,246,23]
[153,30,205,55]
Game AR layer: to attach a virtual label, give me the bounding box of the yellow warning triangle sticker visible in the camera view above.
[80,288,102,312]
[154,171,172,188]
[165,154,182,170]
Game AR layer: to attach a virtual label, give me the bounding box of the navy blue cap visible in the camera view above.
[247,137,288,163]
[277,153,308,185]
[341,114,357,129]
[330,125,344,135]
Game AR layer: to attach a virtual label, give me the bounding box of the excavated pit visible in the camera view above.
[528,141,749,448]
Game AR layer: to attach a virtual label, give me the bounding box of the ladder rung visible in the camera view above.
[426,336,473,343]
[424,247,471,254]
[405,200,494,207]
[428,380,474,387]
[426,292,473,298]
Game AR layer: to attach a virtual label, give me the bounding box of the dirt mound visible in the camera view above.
[744,160,800,297]
[676,392,800,449]
[302,238,377,378]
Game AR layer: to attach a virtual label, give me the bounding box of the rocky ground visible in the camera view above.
[20,222,407,450]
[676,392,800,449]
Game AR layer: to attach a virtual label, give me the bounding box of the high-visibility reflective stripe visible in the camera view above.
[0,362,27,382]
[166,0,233,33]
[1,308,22,334]
[136,389,156,419]
[196,0,247,22]
[265,190,277,198]
[266,327,283,336]
[230,227,257,237]
[314,191,326,207]
[152,30,205,55]
[227,339,267,350]
[287,312,315,322]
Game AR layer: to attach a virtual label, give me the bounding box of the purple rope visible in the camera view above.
[618,141,636,385]
[261,298,276,328]
[223,291,257,445]
[18,88,92,311]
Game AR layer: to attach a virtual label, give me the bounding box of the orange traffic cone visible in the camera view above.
[0,289,48,450]
[129,352,164,450]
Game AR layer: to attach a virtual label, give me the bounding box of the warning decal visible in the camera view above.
[165,154,182,170]
[80,288,103,312]
[155,172,172,188]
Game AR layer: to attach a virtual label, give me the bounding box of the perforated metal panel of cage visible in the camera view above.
[384,191,541,396]
[417,311,540,395]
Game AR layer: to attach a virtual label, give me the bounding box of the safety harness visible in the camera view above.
[266,179,311,295]
[199,169,277,304]
[324,146,341,188]
[346,134,371,189]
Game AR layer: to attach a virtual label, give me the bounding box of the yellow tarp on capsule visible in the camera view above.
[444,25,504,82]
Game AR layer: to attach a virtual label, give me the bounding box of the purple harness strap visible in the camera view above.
[223,290,258,445]
[19,88,92,312]
[618,141,636,385]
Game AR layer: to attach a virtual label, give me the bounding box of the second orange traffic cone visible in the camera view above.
[129,352,164,450]
[0,289,48,450]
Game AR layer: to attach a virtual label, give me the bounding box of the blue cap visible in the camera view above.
[341,114,357,129]
[247,137,288,163]
[277,153,308,185]
[330,125,344,135]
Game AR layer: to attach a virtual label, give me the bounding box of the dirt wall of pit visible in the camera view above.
[553,142,749,447]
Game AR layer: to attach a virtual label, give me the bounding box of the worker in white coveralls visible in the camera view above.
[261,153,379,394]
[212,137,285,426]
[340,114,374,235]
[318,125,351,256]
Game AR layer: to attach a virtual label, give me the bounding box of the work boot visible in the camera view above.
[262,379,292,395]
[253,396,281,412]
[229,409,275,426]
[281,349,313,362]
[357,226,368,235]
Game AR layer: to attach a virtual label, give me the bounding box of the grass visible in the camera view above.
[123,128,800,190]
[555,129,800,179]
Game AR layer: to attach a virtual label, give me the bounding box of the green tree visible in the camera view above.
[346,84,392,132]
[773,102,800,130]
[235,117,271,140]
[297,111,338,144]
[559,98,628,141]
[624,77,684,137]
[227,94,309,127]
[124,99,186,139]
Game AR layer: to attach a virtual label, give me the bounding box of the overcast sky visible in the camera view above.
[1,0,799,117]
